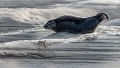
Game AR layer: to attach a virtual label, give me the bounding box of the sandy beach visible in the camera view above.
[0,0,120,68]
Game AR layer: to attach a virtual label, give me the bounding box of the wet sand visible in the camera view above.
[0,0,120,68]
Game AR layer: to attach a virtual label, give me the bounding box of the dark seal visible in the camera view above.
[44,13,109,34]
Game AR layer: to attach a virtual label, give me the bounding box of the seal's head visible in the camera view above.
[43,20,56,30]
[95,13,109,22]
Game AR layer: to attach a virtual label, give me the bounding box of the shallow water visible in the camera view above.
[0,0,120,68]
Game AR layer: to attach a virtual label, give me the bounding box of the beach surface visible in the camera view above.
[0,0,120,68]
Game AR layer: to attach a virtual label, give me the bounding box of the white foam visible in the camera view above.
[89,0,120,4]
[0,0,119,45]
[0,0,120,67]
[102,19,120,26]
[0,7,97,26]
[0,7,120,44]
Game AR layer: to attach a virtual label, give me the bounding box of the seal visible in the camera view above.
[44,13,109,34]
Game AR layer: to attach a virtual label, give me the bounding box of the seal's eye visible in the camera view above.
[48,21,56,28]
[47,22,51,27]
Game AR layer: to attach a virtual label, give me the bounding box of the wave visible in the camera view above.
[0,8,97,26]
[0,1,120,64]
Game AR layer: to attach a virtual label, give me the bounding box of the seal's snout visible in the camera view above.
[43,24,47,29]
